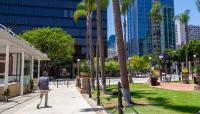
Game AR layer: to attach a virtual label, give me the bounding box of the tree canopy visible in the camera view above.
[162,40,200,63]
[105,60,119,73]
[19,27,75,65]
[130,55,150,72]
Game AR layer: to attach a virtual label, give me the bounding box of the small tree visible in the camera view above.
[20,27,75,72]
[130,56,150,73]
[105,60,119,76]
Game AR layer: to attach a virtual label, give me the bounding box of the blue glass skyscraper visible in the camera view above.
[127,0,175,56]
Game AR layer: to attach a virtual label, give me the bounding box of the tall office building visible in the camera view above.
[127,0,175,56]
[175,21,200,48]
[175,19,186,48]
[0,0,107,59]
[107,35,117,58]
[188,25,200,40]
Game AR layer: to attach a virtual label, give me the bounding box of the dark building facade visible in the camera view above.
[0,0,107,59]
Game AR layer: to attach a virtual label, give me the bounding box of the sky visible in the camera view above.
[107,0,200,37]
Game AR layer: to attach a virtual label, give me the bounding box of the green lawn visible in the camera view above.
[92,84,200,114]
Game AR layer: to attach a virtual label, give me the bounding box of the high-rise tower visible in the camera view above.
[127,0,175,56]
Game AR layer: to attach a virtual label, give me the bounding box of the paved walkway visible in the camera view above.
[0,91,39,113]
[3,82,97,114]
[156,82,196,91]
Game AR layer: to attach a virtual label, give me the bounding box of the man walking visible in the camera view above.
[37,71,49,109]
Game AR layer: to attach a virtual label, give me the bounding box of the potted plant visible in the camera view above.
[80,60,89,77]
[2,88,10,102]
[182,68,189,84]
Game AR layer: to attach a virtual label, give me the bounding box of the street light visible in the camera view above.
[194,54,197,73]
[159,55,163,59]
[149,56,152,70]
[76,59,80,88]
[159,55,163,82]
[77,59,80,76]
[128,57,131,74]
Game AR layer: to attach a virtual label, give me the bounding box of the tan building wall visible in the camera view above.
[0,82,37,101]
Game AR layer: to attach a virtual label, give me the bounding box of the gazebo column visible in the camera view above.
[37,60,40,88]
[30,56,34,80]
[4,45,10,91]
[20,52,25,95]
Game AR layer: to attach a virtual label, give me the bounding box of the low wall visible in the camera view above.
[0,82,37,101]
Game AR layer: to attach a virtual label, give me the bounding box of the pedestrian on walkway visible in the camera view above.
[37,71,49,109]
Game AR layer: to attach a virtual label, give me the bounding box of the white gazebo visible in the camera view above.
[0,24,49,96]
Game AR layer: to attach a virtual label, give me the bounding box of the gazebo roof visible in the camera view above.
[0,24,49,60]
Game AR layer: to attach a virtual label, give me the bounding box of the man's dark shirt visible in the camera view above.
[38,76,49,90]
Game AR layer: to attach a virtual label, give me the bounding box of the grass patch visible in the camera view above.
[92,84,200,114]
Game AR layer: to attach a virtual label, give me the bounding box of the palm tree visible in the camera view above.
[73,0,96,89]
[150,0,162,81]
[174,10,190,69]
[120,0,133,83]
[196,0,200,12]
[96,0,109,93]
[112,0,132,104]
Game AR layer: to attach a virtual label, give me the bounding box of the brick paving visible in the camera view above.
[156,82,196,91]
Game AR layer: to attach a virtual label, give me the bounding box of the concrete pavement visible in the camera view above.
[11,82,96,114]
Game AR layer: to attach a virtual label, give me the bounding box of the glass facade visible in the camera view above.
[127,0,175,56]
[0,0,107,59]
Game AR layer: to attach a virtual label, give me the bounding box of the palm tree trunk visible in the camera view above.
[96,0,106,93]
[112,0,132,104]
[86,20,89,61]
[123,17,127,57]
[88,15,95,89]
[185,23,189,69]
[96,35,100,85]
[153,19,162,82]
[123,16,133,83]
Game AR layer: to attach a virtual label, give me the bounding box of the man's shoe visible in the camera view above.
[37,104,40,109]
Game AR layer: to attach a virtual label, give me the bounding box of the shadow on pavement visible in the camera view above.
[80,108,104,112]
[39,106,53,109]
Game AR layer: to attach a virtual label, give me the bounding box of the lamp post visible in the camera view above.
[96,72,100,105]
[149,57,152,75]
[159,55,163,82]
[194,54,197,84]
[128,57,133,83]
[128,57,131,74]
[76,59,80,88]
[194,54,197,70]
[77,59,80,76]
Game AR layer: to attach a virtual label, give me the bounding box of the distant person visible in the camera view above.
[37,71,49,109]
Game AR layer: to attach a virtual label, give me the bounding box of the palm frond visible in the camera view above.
[150,1,162,20]
[196,0,200,12]
[174,10,190,24]
[120,0,133,15]
[76,2,87,10]
[73,9,87,23]
[100,0,109,10]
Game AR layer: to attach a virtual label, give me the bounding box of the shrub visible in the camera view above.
[2,88,10,102]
